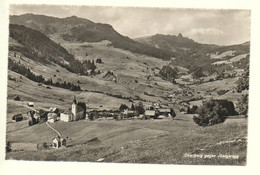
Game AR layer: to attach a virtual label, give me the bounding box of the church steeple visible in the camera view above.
[73,95,77,104]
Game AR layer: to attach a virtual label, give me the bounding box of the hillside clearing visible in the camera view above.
[212,53,249,65]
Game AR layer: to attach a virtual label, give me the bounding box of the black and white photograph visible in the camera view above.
[1,1,259,173]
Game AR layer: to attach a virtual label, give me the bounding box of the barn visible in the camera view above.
[12,114,23,122]
[145,110,156,119]
[158,108,171,115]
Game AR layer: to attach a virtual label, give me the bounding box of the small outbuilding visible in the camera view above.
[52,136,66,149]
[12,114,23,122]
[27,102,34,107]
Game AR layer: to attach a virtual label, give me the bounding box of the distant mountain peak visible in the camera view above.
[178,33,183,38]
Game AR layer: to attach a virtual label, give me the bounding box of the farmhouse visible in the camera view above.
[49,107,59,113]
[52,136,66,149]
[47,113,58,123]
[123,109,135,118]
[158,108,172,117]
[28,112,39,126]
[153,102,161,109]
[145,110,156,119]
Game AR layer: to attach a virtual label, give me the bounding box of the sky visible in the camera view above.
[9,4,251,45]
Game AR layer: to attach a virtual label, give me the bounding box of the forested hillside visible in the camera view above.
[9,24,97,75]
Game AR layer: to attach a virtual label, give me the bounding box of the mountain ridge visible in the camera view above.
[10,14,174,60]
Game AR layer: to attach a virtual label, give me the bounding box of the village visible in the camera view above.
[11,94,196,149]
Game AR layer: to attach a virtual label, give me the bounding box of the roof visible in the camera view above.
[13,113,23,117]
[123,109,135,114]
[52,136,65,142]
[145,110,156,116]
[62,109,73,115]
[158,108,171,113]
[52,136,60,142]
[49,107,58,112]
[47,113,57,118]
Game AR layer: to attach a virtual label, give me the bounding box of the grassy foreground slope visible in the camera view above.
[6,114,247,165]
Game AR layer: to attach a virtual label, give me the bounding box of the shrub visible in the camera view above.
[136,102,145,115]
[236,76,249,93]
[6,142,11,153]
[193,98,236,126]
[237,94,248,117]
[119,104,128,111]
[96,58,102,63]
[159,65,178,82]
[170,108,176,119]
[88,112,94,120]
[187,105,198,114]
[192,67,205,79]
[236,66,249,93]
[217,90,229,96]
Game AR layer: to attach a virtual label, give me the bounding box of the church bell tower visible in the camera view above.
[72,95,77,120]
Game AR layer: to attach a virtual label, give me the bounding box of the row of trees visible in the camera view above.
[45,78,81,91]
[8,59,81,91]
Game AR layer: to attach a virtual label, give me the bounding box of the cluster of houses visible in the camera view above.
[122,102,176,120]
[25,96,87,125]
[18,96,177,127]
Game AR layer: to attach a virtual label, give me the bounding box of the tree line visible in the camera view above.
[8,58,81,91]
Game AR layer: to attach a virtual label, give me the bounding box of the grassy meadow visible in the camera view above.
[6,113,247,165]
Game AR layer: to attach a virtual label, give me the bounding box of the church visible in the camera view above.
[60,96,86,122]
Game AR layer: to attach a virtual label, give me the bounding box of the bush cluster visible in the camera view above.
[193,98,237,126]
[237,94,248,117]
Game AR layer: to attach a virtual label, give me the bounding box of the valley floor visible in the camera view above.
[6,113,247,165]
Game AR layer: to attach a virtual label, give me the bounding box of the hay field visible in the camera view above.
[6,114,247,165]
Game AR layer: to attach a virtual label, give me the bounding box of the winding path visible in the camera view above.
[45,122,61,137]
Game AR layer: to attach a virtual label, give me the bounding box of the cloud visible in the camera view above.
[185,28,224,36]
[9,5,250,45]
